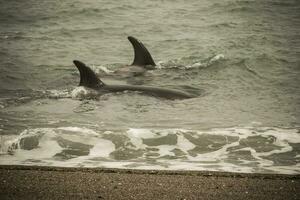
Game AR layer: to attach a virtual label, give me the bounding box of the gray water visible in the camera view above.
[0,0,299,174]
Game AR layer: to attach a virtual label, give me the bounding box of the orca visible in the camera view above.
[112,36,156,77]
[73,60,195,100]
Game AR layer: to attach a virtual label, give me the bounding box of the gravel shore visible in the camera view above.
[0,165,299,200]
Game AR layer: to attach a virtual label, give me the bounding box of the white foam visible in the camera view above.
[0,129,62,164]
[127,128,158,139]
[208,54,225,64]
[93,65,114,74]
[0,126,299,174]
[156,61,164,69]
[57,127,98,136]
[260,128,300,143]
[177,134,196,152]
[71,86,98,99]
[185,54,225,69]
[47,89,71,98]
[89,139,115,157]
[0,135,19,155]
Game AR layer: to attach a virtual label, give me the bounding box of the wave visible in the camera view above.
[0,126,299,174]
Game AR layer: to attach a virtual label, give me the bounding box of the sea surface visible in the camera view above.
[0,0,299,174]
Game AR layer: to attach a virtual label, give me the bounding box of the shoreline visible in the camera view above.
[0,165,299,199]
[0,165,299,179]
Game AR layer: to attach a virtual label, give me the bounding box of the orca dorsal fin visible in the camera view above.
[128,36,156,67]
[73,60,105,89]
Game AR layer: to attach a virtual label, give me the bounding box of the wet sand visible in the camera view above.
[0,165,299,200]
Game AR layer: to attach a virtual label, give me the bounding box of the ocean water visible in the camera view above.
[0,0,299,174]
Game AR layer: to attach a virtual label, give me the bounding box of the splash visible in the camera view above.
[71,86,99,100]
[46,89,71,99]
[185,54,225,69]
